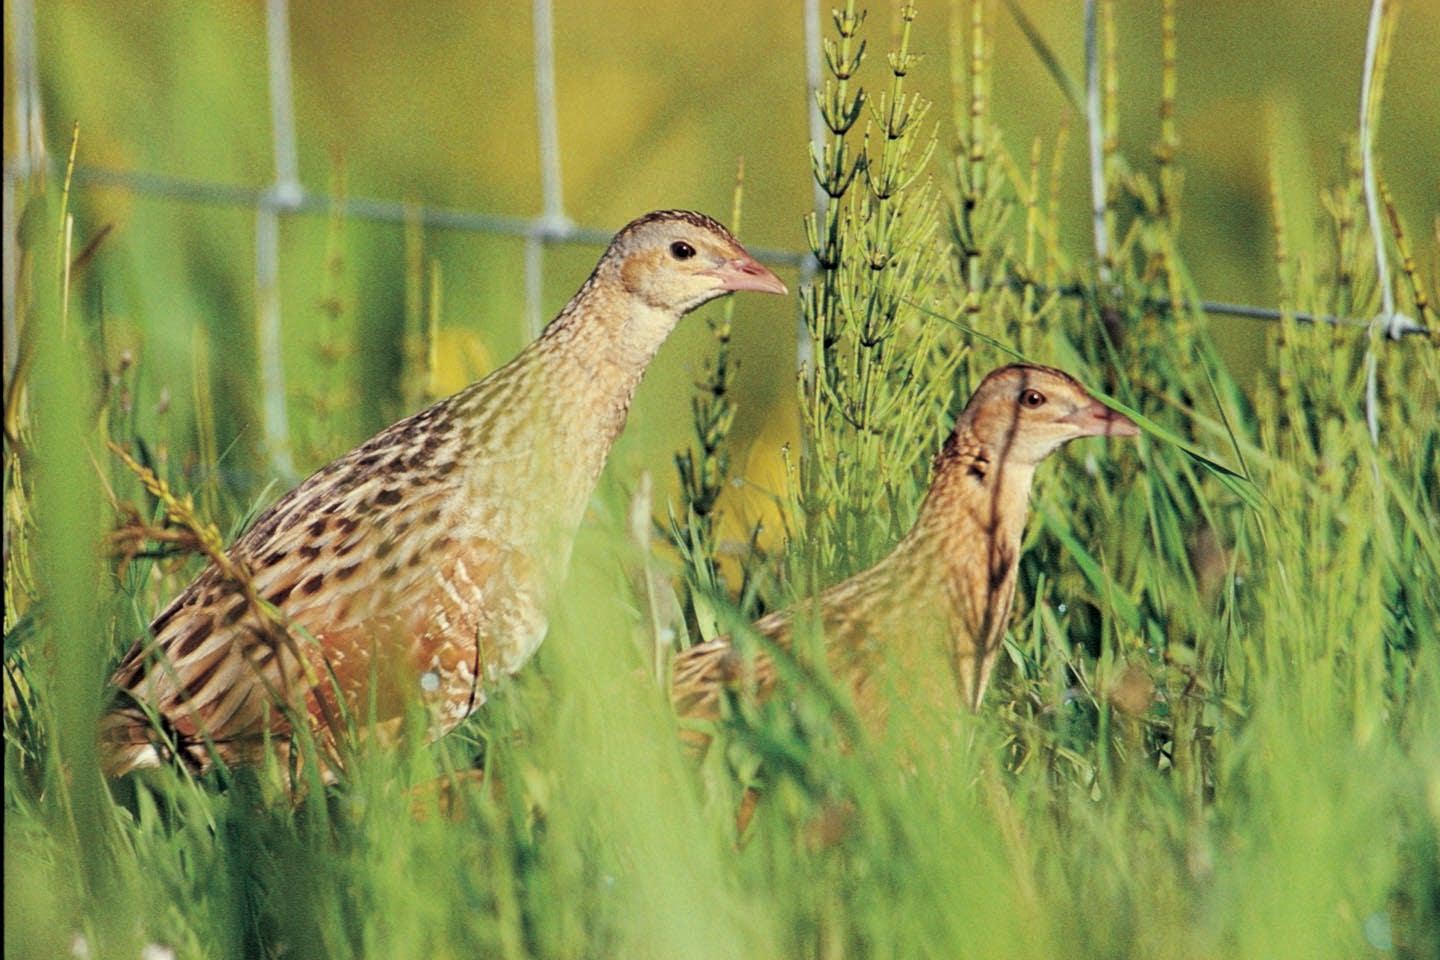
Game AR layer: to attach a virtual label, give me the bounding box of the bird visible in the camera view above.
[671,363,1138,746]
[101,209,788,777]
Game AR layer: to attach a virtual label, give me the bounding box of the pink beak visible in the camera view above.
[704,254,788,296]
[1063,401,1140,438]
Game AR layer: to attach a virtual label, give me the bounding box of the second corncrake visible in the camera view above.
[672,364,1139,747]
[102,210,787,777]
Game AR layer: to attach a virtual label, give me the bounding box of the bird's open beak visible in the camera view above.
[1063,401,1140,438]
[704,254,789,296]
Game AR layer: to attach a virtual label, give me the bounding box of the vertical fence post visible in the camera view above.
[257,0,303,477]
[526,0,572,339]
[1084,0,1111,291]
[3,0,43,389]
[1,170,15,389]
[799,0,825,376]
[1359,0,1394,444]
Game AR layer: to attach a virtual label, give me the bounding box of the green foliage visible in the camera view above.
[670,164,766,642]
[5,4,1439,959]
[797,1,961,578]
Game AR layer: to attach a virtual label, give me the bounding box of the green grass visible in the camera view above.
[6,4,1439,959]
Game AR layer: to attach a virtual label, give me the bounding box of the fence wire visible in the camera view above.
[2,0,1429,469]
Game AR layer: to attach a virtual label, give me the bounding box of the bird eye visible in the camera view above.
[1020,389,1047,408]
[669,240,696,260]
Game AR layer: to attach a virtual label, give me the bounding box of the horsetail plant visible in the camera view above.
[797,1,961,579]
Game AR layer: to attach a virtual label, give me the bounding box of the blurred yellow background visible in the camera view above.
[5,0,1436,542]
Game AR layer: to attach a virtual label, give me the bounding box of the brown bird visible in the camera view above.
[672,363,1138,742]
[102,210,787,777]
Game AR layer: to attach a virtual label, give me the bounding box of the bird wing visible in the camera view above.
[670,607,794,726]
[102,392,548,775]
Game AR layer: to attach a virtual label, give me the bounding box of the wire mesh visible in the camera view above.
[0,0,1429,466]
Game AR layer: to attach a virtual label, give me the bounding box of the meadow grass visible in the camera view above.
[5,3,1439,958]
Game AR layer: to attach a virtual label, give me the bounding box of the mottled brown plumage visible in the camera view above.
[672,364,1137,742]
[102,210,786,776]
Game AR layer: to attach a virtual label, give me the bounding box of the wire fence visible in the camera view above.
[3,0,1430,472]
[2,0,830,478]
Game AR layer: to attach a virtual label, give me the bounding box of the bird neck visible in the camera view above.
[465,264,683,519]
[536,272,682,442]
[904,426,1038,603]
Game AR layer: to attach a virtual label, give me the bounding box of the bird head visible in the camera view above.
[607,210,788,313]
[957,364,1139,467]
